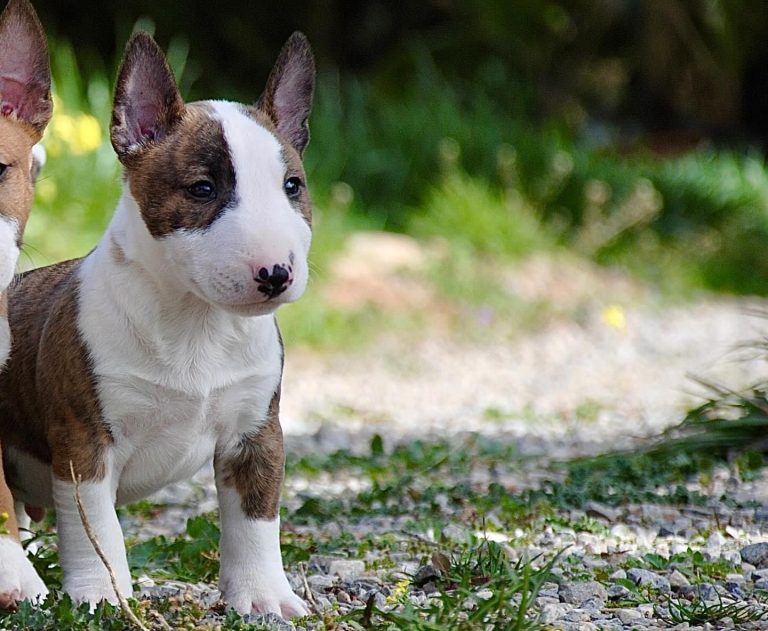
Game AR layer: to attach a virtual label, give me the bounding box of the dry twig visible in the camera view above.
[299,562,318,613]
[69,460,149,631]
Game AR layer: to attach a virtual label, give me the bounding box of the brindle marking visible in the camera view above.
[0,261,113,482]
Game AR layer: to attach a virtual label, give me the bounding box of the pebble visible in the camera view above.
[668,569,690,590]
[559,581,607,606]
[627,568,671,593]
[740,542,768,568]
[328,559,366,581]
[615,608,644,624]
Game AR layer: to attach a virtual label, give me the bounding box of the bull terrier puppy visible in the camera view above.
[0,30,314,617]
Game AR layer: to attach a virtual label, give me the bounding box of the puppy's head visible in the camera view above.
[0,0,52,287]
[110,32,315,316]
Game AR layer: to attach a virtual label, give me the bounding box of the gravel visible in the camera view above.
[124,285,768,630]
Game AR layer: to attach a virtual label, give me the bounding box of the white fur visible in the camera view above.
[52,454,131,604]
[0,216,19,296]
[0,535,48,605]
[216,483,307,617]
[31,143,46,169]
[41,103,310,612]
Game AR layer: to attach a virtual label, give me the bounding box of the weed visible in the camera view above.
[345,538,561,630]
[128,514,220,583]
[661,592,768,626]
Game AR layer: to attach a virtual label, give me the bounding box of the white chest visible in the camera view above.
[103,370,280,505]
[75,250,285,505]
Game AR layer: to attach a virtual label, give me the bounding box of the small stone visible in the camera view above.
[242,612,296,631]
[754,578,768,590]
[751,568,768,581]
[609,524,632,539]
[615,608,644,624]
[336,590,351,604]
[412,564,440,587]
[754,507,768,523]
[307,574,335,591]
[707,531,726,548]
[563,608,591,622]
[584,500,620,522]
[558,581,608,606]
[722,550,742,566]
[740,542,768,568]
[609,569,626,581]
[315,596,332,611]
[540,603,571,624]
[725,573,745,585]
[536,596,560,606]
[684,583,717,601]
[668,569,690,590]
[627,568,671,593]
[606,584,630,600]
[328,559,366,581]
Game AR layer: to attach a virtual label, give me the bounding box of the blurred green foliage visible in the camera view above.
[22,2,768,333]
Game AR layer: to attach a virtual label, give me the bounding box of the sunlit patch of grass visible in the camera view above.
[345,540,562,631]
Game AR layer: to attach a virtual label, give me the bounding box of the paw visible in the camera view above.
[222,573,308,619]
[63,570,132,610]
[63,580,122,609]
[0,536,48,608]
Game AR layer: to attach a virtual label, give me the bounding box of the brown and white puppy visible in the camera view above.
[0,0,51,608]
[0,31,314,617]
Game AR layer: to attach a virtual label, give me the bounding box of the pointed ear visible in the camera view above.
[258,32,315,155]
[0,0,52,139]
[110,32,185,161]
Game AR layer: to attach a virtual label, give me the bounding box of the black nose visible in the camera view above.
[256,264,292,298]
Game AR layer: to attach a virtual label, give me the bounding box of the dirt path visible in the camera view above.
[282,296,767,457]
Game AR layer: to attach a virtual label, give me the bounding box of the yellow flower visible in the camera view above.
[71,113,102,154]
[385,578,410,604]
[601,304,626,332]
[46,101,103,156]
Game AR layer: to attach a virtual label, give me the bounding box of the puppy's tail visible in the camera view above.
[30,143,46,182]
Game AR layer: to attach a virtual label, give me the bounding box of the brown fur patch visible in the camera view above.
[124,104,238,237]
[0,260,113,483]
[216,388,285,520]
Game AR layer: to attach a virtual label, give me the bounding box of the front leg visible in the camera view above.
[52,453,132,605]
[215,392,307,619]
[0,447,47,607]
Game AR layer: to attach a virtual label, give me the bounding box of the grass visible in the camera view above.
[0,428,762,629]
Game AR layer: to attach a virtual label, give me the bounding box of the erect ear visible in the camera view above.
[258,32,315,156]
[110,32,185,162]
[0,0,52,139]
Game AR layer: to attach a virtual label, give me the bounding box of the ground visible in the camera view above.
[6,233,768,630]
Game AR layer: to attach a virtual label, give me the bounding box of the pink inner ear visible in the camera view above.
[0,77,26,118]
[127,102,162,144]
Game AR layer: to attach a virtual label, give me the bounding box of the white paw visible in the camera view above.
[0,536,48,608]
[222,572,308,619]
[63,572,129,609]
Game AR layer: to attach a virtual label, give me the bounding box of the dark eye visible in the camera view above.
[283,176,302,199]
[0,163,7,178]
[188,180,216,200]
